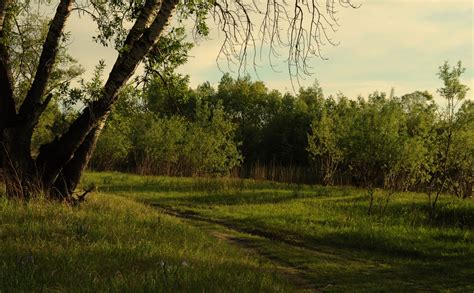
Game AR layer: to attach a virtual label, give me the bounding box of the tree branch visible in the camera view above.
[18,0,74,127]
[122,0,160,50]
[37,0,179,184]
[0,0,16,130]
[213,0,358,88]
[52,115,108,199]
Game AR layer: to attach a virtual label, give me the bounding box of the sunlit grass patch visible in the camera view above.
[84,172,474,291]
[0,192,292,291]
[4,172,470,291]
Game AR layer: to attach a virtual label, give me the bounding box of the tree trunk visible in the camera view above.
[1,126,36,199]
[1,0,179,201]
[52,116,108,199]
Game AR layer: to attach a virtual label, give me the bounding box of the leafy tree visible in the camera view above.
[297,80,325,117]
[213,74,316,169]
[307,107,343,185]
[262,92,312,167]
[340,93,399,186]
[90,86,142,171]
[393,91,437,190]
[133,114,188,175]
[183,101,241,176]
[448,101,473,198]
[216,74,273,164]
[0,0,356,200]
[427,61,470,216]
[146,73,195,118]
[127,102,240,176]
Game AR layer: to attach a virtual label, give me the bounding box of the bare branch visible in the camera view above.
[212,0,358,88]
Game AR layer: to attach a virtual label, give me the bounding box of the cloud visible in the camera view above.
[304,0,473,99]
[63,0,472,101]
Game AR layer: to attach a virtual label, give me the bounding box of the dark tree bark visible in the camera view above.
[52,117,108,199]
[1,0,72,199]
[0,0,179,200]
[0,0,15,169]
[37,0,179,199]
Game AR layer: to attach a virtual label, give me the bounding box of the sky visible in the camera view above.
[65,0,473,103]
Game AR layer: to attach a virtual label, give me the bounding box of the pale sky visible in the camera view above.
[65,0,473,103]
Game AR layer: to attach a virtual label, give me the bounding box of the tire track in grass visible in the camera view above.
[149,203,372,262]
[149,203,375,292]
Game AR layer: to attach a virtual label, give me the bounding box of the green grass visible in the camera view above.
[2,172,473,291]
[0,189,293,291]
[82,171,474,291]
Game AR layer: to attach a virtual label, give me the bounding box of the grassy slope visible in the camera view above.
[82,172,474,291]
[0,190,292,291]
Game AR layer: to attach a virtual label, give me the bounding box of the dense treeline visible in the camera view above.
[32,62,472,198]
[90,73,321,179]
[308,90,472,197]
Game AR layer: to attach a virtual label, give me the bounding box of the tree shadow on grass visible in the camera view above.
[357,200,474,229]
[226,231,474,291]
[151,189,333,206]
[223,213,473,260]
[85,172,305,194]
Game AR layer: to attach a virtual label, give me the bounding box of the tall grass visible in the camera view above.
[2,172,472,291]
[0,191,292,291]
[232,163,316,184]
[82,172,474,291]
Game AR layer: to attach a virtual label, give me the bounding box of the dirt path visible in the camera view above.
[150,203,345,292]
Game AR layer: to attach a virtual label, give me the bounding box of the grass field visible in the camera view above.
[1,171,473,291]
[0,183,292,291]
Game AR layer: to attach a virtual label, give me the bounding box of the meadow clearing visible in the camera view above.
[1,171,472,291]
[1,1,472,291]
